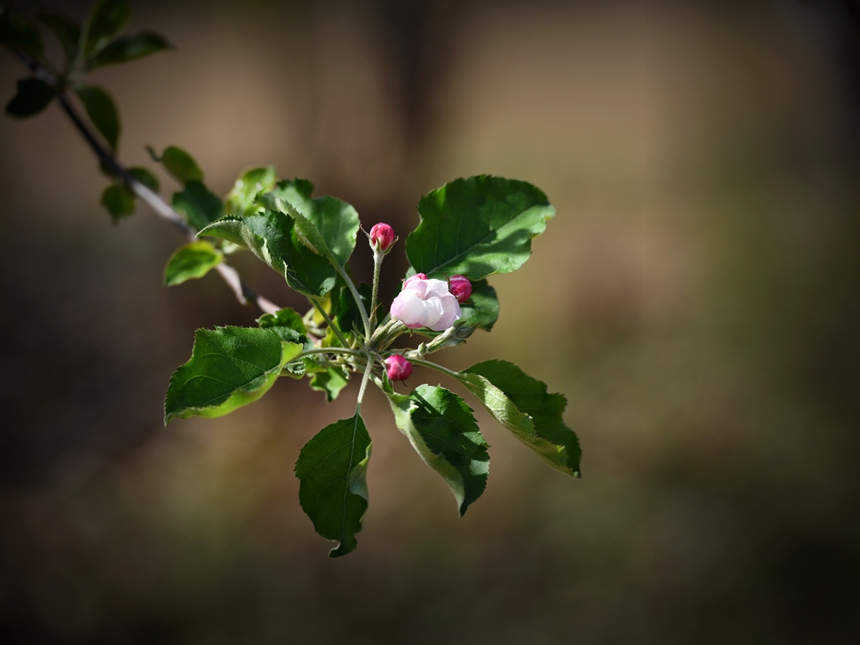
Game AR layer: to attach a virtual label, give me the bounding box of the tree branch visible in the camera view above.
[11,48,281,315]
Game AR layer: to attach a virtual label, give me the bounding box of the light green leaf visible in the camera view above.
[295,414,372,557]
[262,179,360,267]
[5,78,53,118]
[84,0,128,57]
[101,183,134,220]
[127,166,159,192]
[386,384,489,516]
[227,166,277,216]
[406,175,555,281]
[164,241,222,286]
[199,213,337,297]
[148,145,204,185]
[88,31,172,69]
[164,326,302,423]
[458,360,581,478]
[172,181,224,231]
[310,367,349,402]
[75,85,119,151]
[38,12,80,62]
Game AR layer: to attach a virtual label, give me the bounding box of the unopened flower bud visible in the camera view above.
[385,355,413,382]
[369,222,396,253]
[448,275,472,303]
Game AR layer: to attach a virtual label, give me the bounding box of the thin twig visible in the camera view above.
[10,47,281,315]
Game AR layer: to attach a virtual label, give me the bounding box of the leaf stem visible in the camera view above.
[310,298,351,349]
[406,357,462,380]
[336,265,371,341]
[369,249,384,331]
[354,355,375,415]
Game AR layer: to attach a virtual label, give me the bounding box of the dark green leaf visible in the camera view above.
[38,12,80,62]
[5,78,53,118]
[199,213,337,298]
[75,85,120,150]
[101,183,134,220]
[172,181,224,231]
[164,326,302,423]
[336,282,371,336]
[164,241,222,286]
[127,166,159,192]
[459,360,581,478]
[386,384,489,516]
[406,175,555,281]
[227,166,277,216]
[148,145,204,184]
[310,366,349,402]
[262,179,360,267]
[0,8,44,56]
[459,279,499,331]
[295,414,372,557]
[85,0,128,57]
[88,31,171,69]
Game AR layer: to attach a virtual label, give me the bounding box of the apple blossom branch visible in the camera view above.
[11,47,281,315]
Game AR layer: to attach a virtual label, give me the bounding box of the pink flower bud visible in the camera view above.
[385,355,413,382]
[448,275,472,303]
[390,275,461,331]
[369,222,396,252]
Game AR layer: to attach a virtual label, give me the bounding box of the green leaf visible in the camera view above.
[459,279,499,331]
[310,366,349,402]
[172,181,224,231]
[458,360,581,478]
[295,414,372,557]
[257,307,308,342]
[148,145,204,185]
[128,166,159,192]
[101,183,134,220]
[84,0,129,57]
[199,213,337,298]
[406,175,555,281]
[262,179,360,267]
[0,8,44,56]
[336,282,371,336]
[88,31,171,69]
[227,166,277,216]
[38,12,80,62]
[75,85,120,150]
[5,78,54,118]
[386,384,489,516]
[164,241,223,286]
[164,326,302,423]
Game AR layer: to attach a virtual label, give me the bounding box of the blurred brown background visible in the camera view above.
[2,0,860,643]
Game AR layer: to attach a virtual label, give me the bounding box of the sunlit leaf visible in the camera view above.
[163,241,222,286]
[227,166,277,216]
[310,366,349,402]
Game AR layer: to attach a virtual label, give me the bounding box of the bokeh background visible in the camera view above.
[2,0,860,642]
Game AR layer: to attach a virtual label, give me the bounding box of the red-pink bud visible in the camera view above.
[369,222,396,252]
[448,275,472,303]
[385,355,413,382]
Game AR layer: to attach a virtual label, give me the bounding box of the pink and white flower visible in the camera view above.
[390,273,461,331]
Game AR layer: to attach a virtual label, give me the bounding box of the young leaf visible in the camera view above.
[386,384,489,516]
[226,166,277,217]
[84,0,129,57]
[262,179,360,267]
[295,414,372,557]
[5,78,54,118]
[101,183,134,220]
[458,279,499,331]
[88,31,171,69]
[149,145,204,185]
[458,360,581,478]
[199,213,337,297]
[75,85,120,150]
[257,307,308,341]
[38,12,80,62]
[0,8,44,56]
[406,175,555,281]
[172,181,223,231]
[310,367,349,402]
[127,166,159,192]
[164,241,223,286]
[164,326,302,423]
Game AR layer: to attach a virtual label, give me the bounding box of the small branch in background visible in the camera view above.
[12,48,281,315]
